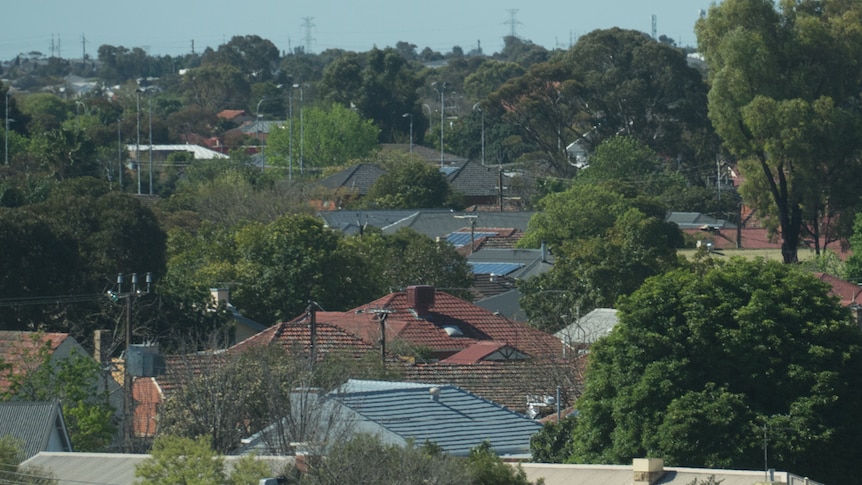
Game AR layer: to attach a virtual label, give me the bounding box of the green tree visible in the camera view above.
[344,227,473,299]
[467,441,536,485]
[0,436,56,484]
[2,334,116,452]
[360,155,461,209]
[202,35,280,82]
[530,416,577,463]
[695,0,862,262]
[135,435,227,485]
[567,258,862,484]
[266,103,379,171]
[319,47,423,143]
[463,60,526,101]
[181,63,251,111]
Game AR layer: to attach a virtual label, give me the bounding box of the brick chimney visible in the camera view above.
[407,285,435,317]
[633,458,664,485]
[94,330,112,364]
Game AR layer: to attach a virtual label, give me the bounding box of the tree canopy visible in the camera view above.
[696,0,862,262]
[566,258,862,484]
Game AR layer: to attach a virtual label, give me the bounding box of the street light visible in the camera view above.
[402,113,413,154]
[4,90,10,165]
[432,81,448,167]
[148,95,153,195]
[473,103,484,166]
[135,87,143,195]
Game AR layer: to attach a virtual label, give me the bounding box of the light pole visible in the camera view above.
[432,81,447,167]
[402,113,413,154]
[148,95,153,195]
[255,97,267,172]
[288,88,294,181]
[117,118,123,190]
[473,103,484,166]
[293,84,305,177]
[4,90,10,165]
[135,88,142,195]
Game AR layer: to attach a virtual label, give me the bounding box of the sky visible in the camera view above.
[1,0,717,62]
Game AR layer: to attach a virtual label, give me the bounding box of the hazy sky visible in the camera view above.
[1,1,716,61]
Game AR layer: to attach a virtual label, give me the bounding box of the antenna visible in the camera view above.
[505,9,522,39]
[368,307,394,364]
[302,17,316,54]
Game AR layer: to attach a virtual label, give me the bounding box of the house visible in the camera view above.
[21,452,292,485]
[313,163,387,209]
[518,458,823,485]
[554,308,619,350]
[125,143,229,162]
[217,109,254,125]
[443,160,509,208]
[0,402,73,460]
[238,379,543,458]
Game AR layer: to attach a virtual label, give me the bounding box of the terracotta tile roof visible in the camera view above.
[343,289,565,360]
[0,332,71,389]
[131,377,162,438]
[814,273,862,307]
[403,358,583,413]
[438,341,520,364]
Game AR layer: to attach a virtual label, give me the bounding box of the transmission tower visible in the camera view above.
[505,9,522,39]
[302,17,316,54]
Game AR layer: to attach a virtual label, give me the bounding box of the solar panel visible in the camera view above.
[468,262,524,275]
[446,232,499,248]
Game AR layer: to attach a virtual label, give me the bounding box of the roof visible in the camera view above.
[0,401,72,460]
[474,288,527,322]
[814,272,862,306]
[329,379,542,456]
[665,211,730,230]
[317,209,452,236]
[235,119,285,135]
[381,211,536,240]
[445,161,506,197]
[315,164,386,195]
[467,248,554,279]
[131,377,162,438]
[21,452,293,485]
[0,332,74,389]
[517,462,822,485]
[555,308,619,345]
[126,144,229,159]
[341,289,565,360]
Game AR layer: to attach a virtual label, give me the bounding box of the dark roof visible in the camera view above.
[446,161,506,197]
[382,211,536,240]
[315,164,386,195]
[317,209,453,236]
[0,401,72,459]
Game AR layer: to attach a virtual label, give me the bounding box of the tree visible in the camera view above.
[181,63,251,111]
[530,416,576,463]
[467,441,535,485]
[344,227,473,299]
[463,60,525,101]
[266,103,379,171]
[319,47,424,143]
[360,155,461,209]
[0,436,56,484]
[1,334,116,452]
[202,35,280,82]
[135,435,227,485]
[695,0,862,262]
[567,258,862,484]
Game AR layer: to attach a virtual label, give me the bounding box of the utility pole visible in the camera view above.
[432,82,447,167]
[368,308,393,364]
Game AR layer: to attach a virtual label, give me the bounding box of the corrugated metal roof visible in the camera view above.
[468,262,524,276]
[126,144,229,159]
[446,231,499,248]
[331,379,542,456]
[555,308,619,345]
[0,402,71,460]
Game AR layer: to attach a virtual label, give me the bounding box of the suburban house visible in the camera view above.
[0,401,73,459]
[518,458,823,485]
[313,163,387,210]
[21,452,292,485]
[554,308,619,351]
[237,379,543,458]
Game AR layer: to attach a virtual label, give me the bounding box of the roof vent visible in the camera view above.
[429,387,441,401]
[407,285,435,316]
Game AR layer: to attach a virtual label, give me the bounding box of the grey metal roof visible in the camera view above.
[317,210,453,235]
[555,308,619,345]
[0,401,72,460]
[469,262,524,276]
[665,211,732,230]
[467,248,554,280]
[21,452,292,485]
[382,211,537,239]
[474,289,526,322]
[330,379,542,457]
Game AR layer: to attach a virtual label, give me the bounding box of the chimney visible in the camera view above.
[210,288,229,311]
[541,241,548,262]
[407,285,435,317]
[93,330,112,363]
[633,458,664,485]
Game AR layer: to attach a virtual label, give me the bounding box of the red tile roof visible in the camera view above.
[132,377,162,438]
[335,289,563,360]
[815,273,862,307]
[0,332,71,390]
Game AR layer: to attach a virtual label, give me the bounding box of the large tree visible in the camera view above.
[567,258,862,484]
[696,0,862,263]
